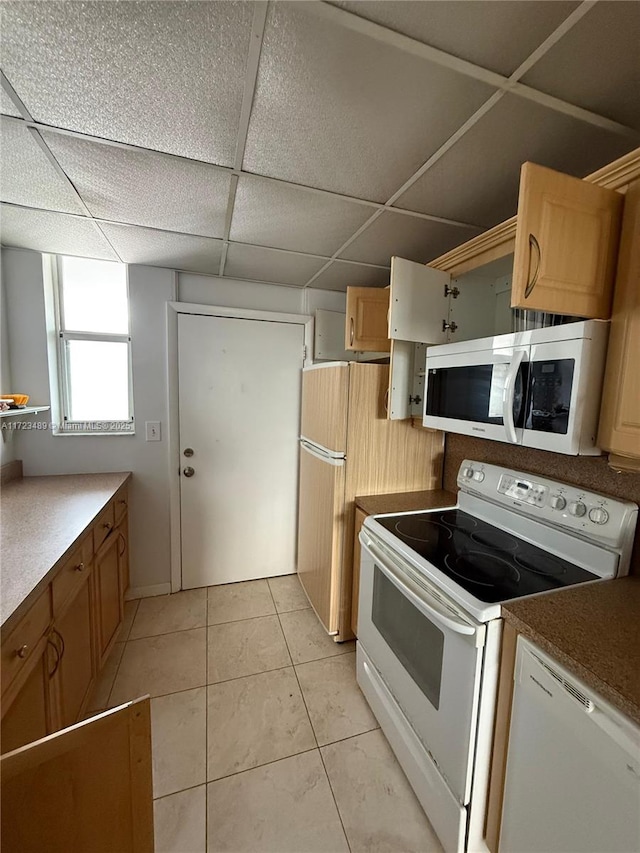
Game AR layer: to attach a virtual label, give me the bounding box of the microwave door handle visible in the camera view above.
[502,350,525,444]
[360,534,476,637]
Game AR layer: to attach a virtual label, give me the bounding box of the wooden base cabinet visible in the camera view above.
[1,486,130,754]
[95,530,124,666]
[51,576,95,730]
[1,636,53,755]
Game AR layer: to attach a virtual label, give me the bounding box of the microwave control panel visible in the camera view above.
[497,475,548,507]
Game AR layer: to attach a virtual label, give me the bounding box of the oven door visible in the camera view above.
[423,346,529,444]
[358,529,486,804]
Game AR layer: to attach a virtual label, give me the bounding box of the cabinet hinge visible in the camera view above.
[444,284,460,299]
[442,320,458,333]
[409,394,422,405]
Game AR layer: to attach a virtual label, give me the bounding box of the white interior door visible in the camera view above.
[178,313,305,588]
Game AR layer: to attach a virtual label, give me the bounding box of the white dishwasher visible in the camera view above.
[500,637,640,853]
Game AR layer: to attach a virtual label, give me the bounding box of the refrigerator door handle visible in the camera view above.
[300,439,345,466]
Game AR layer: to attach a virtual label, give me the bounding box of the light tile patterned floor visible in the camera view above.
[88,575,443,853]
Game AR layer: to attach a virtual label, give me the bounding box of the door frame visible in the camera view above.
[166,302,313,593]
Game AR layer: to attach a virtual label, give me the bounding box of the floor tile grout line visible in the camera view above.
[206,745,321,787]
[282,610,320,749]
[317,724,353,852]
[153,780,208,804]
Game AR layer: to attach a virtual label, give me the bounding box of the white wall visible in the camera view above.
[0,265,17,465]
[2,249,344,594]
[4,248,176,594]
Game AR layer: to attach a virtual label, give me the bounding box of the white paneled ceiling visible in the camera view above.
[1,0,638,291]
[0,205,118,260]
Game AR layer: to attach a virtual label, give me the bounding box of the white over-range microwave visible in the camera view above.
[423,320,609,455]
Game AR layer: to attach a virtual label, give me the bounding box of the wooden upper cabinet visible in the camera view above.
[511,162,624,318]
[345,287,391,352]
[597,179,640,465]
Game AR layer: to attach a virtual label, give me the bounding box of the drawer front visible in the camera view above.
[93,502,116,552]
[52,537,92,616]
[114,486,129,526]
[1,589,51,696]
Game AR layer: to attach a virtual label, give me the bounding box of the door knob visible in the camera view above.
[183,466,195,478]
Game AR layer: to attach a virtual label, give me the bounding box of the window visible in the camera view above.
[53,256,134,433]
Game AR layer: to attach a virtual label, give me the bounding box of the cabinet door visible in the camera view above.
[351,508,368,637]
[117,516,130,594]
[511,162,623,318]
[53,576,95,729]
[389,257,450,344]
[1,636,54,754]
[598,180,640,463]
[345,287,391,352]
[94,533,123,666]
[1,697,153,853]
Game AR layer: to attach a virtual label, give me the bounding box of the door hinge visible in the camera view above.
[302,345,307,361]
[444,284,460,299]
[442,320,458,333]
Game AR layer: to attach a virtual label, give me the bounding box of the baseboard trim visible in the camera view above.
[125,582,172,600]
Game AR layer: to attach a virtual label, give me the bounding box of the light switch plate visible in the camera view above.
[145,421,161,441]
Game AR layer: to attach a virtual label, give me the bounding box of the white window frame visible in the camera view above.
[52,255,135,435]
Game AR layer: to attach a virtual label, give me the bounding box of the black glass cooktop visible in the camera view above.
[376,509,598,603]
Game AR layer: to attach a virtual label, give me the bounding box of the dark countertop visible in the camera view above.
[1,472,131,632]
[503,576,640,726]
[355,489,457,516]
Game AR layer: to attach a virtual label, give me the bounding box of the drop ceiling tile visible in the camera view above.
[1,89,21,117]
[395,94,637,228]
[42,131,231,237]
[243,2,495,202]
[0,205,118,260]
[340,212,481,267]
[0,118,85,214]
[100,223,223,274]
[522,2,640,131]
[230,175,375,256]
[309,261,389,293]
[224,244,325,287]
[330,1,580,77]
[0,1,253,164]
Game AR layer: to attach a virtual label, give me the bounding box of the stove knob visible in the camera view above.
[569,501,587,517]
[550,495,567,511]
[462,467,474,479]
[472,470,485,482]
[589,507,609,525]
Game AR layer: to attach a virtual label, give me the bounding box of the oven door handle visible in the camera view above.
[502,349,525,444]
[360,534,477,637]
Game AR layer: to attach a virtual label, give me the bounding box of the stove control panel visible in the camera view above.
[497,475,548,507]
[458,459,638,548]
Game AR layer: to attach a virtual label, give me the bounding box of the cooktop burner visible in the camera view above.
[376,508,598,603]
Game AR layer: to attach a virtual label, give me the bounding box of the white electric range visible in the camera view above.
[356,459,638,853]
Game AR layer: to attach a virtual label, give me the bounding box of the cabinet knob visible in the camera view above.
[15,644,28,659]
[118,498,127,505]
[103,521,113,530]
[75,561,86,572]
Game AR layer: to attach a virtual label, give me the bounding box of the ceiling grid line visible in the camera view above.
[302,0,626,287]
[0,0,637,288]
[220,1,269,275]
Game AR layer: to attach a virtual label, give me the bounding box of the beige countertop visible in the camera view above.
[1,472,131,631]
[355,489,457,516]
[503,576,640,726]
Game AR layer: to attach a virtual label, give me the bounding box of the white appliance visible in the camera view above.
[500,637,640,853]
[357,460,637,852]
[423,320,609,455]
